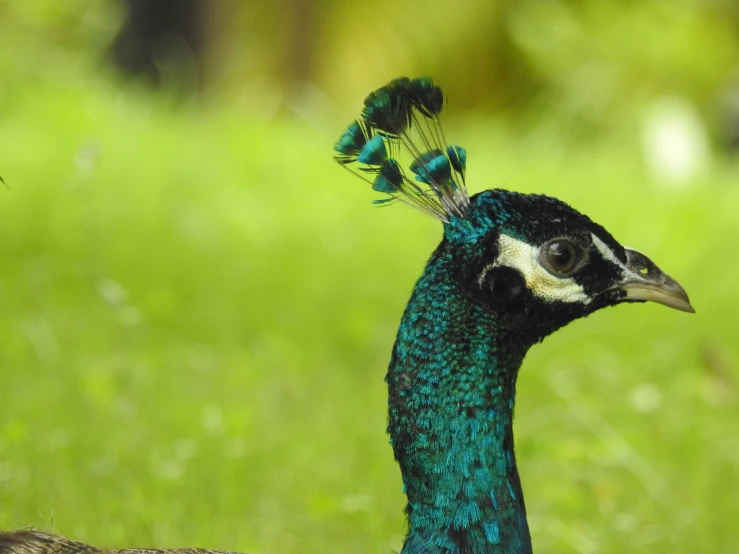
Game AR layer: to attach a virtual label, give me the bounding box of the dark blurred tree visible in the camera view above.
[716,0,739,154]
[2,0,720,127]
[109,0,206,89]
[284,0,321,94]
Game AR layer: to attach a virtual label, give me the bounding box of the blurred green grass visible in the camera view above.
[0,82,738,554]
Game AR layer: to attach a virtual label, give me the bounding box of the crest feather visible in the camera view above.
[333,77,470,222]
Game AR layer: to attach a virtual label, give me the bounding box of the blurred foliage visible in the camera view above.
[2,1,738,124]
[0,2,738,554]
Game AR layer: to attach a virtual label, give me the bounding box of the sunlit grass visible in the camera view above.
[0,82,737,554]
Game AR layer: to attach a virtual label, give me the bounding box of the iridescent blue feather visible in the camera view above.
[447,145,467,180]
[334,120,371,165]
[410,150,452,186]
[357,135,388,165]
[333,77,469,221]
[373,159,403,193]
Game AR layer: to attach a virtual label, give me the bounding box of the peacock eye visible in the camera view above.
[540,239,585,277]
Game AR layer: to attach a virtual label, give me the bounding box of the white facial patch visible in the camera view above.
[479,234,590,304]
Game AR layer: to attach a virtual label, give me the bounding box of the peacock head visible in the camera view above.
[334,77,693,340]
[442,189,693,341]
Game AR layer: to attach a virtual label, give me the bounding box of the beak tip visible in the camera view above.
[620,283,695,314]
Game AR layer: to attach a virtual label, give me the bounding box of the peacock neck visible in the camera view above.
[387,240,534,554]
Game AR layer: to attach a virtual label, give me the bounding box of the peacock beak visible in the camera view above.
[616,248,695,313]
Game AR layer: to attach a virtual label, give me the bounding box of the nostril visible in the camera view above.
[625,249,673,284]
[626,249,660,276]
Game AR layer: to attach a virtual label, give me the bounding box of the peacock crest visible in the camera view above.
[334,77,469,222]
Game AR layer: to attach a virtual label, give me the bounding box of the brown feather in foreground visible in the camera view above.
[0,531,242,554]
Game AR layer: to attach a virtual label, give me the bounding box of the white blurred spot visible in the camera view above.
[97,279,128,306]
[288,82,329,126]
[22,314,60,362]
[202,405,224,435]
[158,458,184,481]
[340,493,373,513]
[613,512,638,532]
[642,97,710,188]
[175,438,197,461]
[75,140,102,174]
[628,383,662,414]
[89,456,116,477]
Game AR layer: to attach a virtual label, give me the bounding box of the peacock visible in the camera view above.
[0,77,693,554]
[333,77,694,553]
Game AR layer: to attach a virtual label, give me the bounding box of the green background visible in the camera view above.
[0,2,737,553]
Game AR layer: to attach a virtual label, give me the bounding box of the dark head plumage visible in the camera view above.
[440,189,693,347]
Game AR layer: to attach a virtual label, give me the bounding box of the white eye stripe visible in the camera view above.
[590,234,628,273]
[479,235,590,304]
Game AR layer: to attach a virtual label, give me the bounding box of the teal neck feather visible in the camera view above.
[388,229,534,554]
